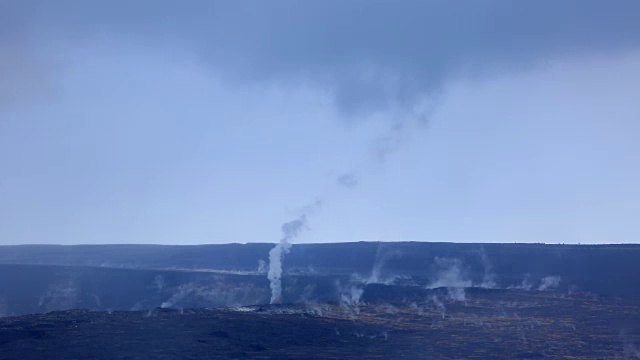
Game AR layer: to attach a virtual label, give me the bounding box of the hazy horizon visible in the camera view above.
[3,240,640,247]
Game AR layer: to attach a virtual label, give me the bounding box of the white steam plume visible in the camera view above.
[427,257,472,301]
[265,85,435,307]
[478,247,496,289]
[538,275,561,291]
[367,244,401,284]
[268,215,310,304]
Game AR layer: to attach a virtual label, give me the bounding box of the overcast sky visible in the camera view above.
[1,1,640,245]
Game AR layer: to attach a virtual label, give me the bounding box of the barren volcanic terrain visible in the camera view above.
[1,243,640,359]
[1,289,640,359]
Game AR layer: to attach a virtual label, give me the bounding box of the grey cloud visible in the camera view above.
[3,1,640,113]
[336,173,358,189]
[372,122,406,163]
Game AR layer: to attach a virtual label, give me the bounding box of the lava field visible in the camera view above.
[1,289,639,359]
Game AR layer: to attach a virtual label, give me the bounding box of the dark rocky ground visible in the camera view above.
[1,289,640,359]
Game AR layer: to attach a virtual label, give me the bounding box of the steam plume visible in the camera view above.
[267,215,309,304]
[538,275,561,291]
[478,247,496,288]
[336,173,359,189]
[367,244,401,284]
[428,257,472,301]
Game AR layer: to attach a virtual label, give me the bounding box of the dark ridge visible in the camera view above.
[2,242,640,297]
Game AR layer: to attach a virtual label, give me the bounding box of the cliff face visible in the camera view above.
[2,242,640,316]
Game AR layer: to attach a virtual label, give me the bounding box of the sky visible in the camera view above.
[1,1,640,245]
